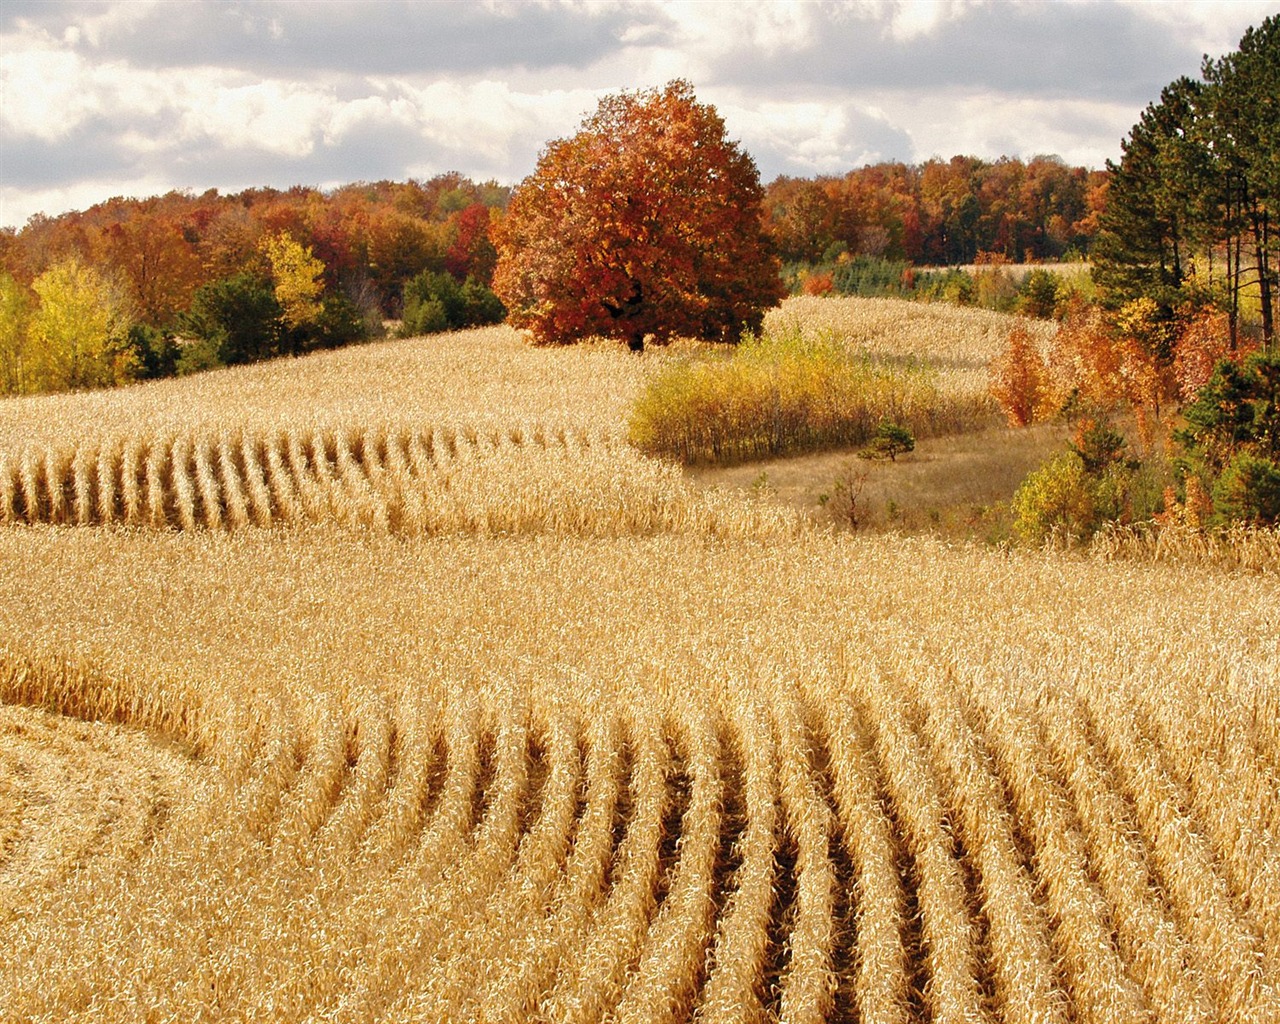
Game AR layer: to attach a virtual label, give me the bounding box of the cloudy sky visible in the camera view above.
[2,0,1276,229]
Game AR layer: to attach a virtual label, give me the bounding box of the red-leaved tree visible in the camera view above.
[493,80,784,350]
[990,321,1049,427]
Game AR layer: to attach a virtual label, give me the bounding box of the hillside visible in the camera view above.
[1,298,1277,1023]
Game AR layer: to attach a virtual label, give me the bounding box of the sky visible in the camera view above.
[2,0,1277,230]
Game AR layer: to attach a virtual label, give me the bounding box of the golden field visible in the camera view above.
[1,298,1277,1023]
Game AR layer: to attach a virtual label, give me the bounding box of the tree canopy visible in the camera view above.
[1093,14,1279,347]
[493,80,784,350]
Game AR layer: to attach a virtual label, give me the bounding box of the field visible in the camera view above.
[1,297,1277,1023]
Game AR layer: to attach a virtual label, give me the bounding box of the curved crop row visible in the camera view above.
[1,652,1277,1023]
[0,422,801,539]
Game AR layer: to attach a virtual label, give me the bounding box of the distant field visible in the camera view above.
[1,297,1277,1023]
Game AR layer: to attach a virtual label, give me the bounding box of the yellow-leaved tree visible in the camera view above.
[260,232,324,331]
[27,256,137,392]
[0,273,31,394]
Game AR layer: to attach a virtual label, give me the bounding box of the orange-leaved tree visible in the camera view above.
[493,80,784,350]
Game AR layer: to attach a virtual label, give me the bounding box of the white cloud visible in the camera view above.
[1120,0,1279,55]
[1,174,174,229]
[877,89,1136,167]
[1,45,93,140]
[717,96,914,175]
[885,0,972,42]
[1,0,1276,227]
[177,79,334,158]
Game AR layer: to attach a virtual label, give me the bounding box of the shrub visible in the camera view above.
[916,268,975,305]
[399,271,505,337]
[1012,430,1142,544]
[1070,417,1128,475]
[1213,452,1280,525]
[858,421,915,461]
[1018,269,1061,319]
[802,270,834,296]
[1011,451,1099,543]
[972,258,1019,313]
[989,322,1049,427]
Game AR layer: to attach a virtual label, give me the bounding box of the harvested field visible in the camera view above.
[1,300,1276,1022]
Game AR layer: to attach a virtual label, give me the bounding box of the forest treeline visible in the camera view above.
[0,175,511,391]
[0,156,1104,393]
[765,154,1105,266]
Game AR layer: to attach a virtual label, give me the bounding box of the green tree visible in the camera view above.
[399,271,505,337]
[179,273,283,369]
[858,421,915,462]
[1018,268,1061,319]
[1213,451,1280,524]
[27,256,137,392]
[1202,15,1280,347]
[493,80,784,351]
[1092,77,1212,317]
[1178,353,1280,471]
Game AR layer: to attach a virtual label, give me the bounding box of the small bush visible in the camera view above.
[802,270,834,296]
[1012,434,1145,545]
[858,421,915,461]
[916,268,975,305]
[1071,418,1128,475]
[989,322,1049,427]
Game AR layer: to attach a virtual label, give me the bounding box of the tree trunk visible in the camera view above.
[1261,208,1275,350]
[1252,205,1274,348]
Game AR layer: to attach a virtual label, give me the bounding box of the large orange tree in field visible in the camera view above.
[493,81,784,350]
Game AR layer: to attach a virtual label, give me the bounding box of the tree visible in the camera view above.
[1203,15,1280,347]
[27,256,137,391]
[1092,77,1212,317]
[93,198,204,327]
[444,203,499,285]
[858,421,915,462]
[0,273,31,394]
[493,80,784,350]
[990,321,1049,427]
[1094,17,1279,348]
[398,270,505,337]
[260,231,325,352]
[178,273,283,368]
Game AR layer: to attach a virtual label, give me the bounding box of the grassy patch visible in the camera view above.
[628,326,992,465]
[687,420,1071,539]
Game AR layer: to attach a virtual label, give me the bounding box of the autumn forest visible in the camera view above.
[0,153,1103,393]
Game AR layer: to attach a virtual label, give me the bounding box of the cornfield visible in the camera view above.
[2,303,1277,1023]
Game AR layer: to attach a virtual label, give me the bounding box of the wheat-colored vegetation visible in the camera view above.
[1,299,1277,1023]
[630,297,1050,465]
